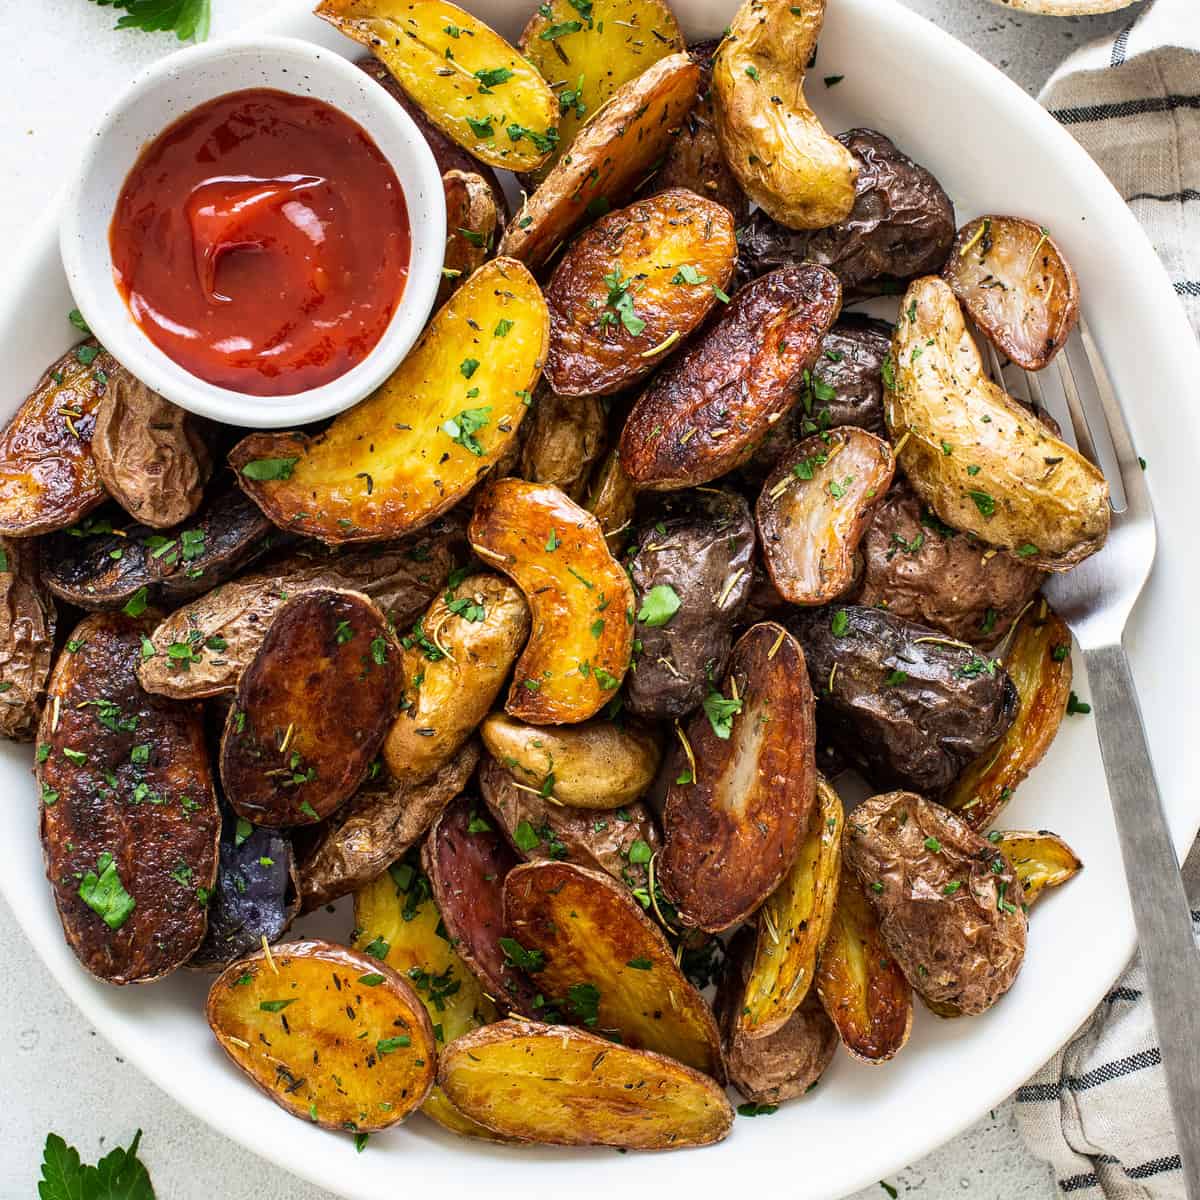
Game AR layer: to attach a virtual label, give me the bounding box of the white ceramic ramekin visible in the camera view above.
[60,35,445,429]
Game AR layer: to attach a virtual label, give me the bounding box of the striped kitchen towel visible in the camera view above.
[1014,2,1200,1194]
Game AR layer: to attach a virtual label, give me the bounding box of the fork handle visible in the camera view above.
[1086,642,1200,1196]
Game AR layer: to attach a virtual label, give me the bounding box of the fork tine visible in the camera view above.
[1023,366,1046,414]
[1055,346,1103,471]
[1078,317,1142,495]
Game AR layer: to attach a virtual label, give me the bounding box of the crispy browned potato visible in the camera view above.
[504,860,723,1077]
[138,520,462,699]
[620,264,842,489]
[659,622,817,932]
[844,791,1027,1015]
[478,756,658,889]
[946,603,1073,827]
[317,0,558,173]
[91,371,211,528]
[0,537,55,740]
[712,0,856,230]
[353,849,506,1139]
[480,712,660,807]
[298,742,479,911]
[943,216,1079,371]
[816,859,913,1063]
[757,428,894,605]
[231,259,547,544]
[37,611,219,984]
[716,928,838,1104]
[384,573,529,786]
[423,794,532,1010]
[439,171,498,305]
[438,1018,734,1148]
[0,343,112,536]
[518,0,684,185]
[739,776,843,1038]
[584,450,637,554]
[991,830,1082,908]
[854,481,1044,649]
[207,939,436,1131]
[885,276,1108,571]
[545,190,737,397]
[651,39,749,222]
[219,590,402,826]
[469,478,635,724]
[518,386,607,502]
[498,54,700,271]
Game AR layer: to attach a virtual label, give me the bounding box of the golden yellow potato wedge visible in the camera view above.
[439,170,498,304]
[943,216,1079,371]
[990,830,1083,908]
[207,938,436,1131]
[231,259,548,544]
[438,1018,734,1148]
[384,572,529,786]
[469,477,635,724]
[480,712,660,807]
[353,851,507,1139]
[739,776,843,1039]
[884,276,1109,570]
[815,860,913,1063]
[518,0,684,184]
[946,602,1074,828]
[498,53,700,271]
[711,0,857,230]
[504,860,723,1077]
[519,386,607,502]
[316,0,558,172]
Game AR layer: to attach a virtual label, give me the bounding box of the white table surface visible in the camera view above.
[0,0,1141,1195]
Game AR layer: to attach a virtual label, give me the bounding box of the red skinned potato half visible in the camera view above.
[37,611,220,984]
[469,478,635,724]
[544,189,737,397]
[659,622,817,931]
[757,427,895,605]
[620,264,842,489]
[220,589,402,827]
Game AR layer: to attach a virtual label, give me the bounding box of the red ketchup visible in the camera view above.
[110,88,411,397]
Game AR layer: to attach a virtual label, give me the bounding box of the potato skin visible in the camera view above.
[478,756,658,890]
[220,589,403,826]
[207,939,436,1131]
[480,712,660,808]
[384,573,529,786]
[792,605,1018,795]
[503,860,724,1078]
[37,611,220,984]
[438,1018,734,1149]
[545,190,737,397]
[625,489,755,720]
[991,830,1082,908]
[659,622,817,932]
[620,264,842,489]
[885,275,1109,570]
[0,537,55,740]
[469,478,635,725]
[0,343,112,536]
[855,482,1044,650]
[518,385,607,503]
[439,170,498,305]
[584,450,637,554]
[844,791,1028,1015]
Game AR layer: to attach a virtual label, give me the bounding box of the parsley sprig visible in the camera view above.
[87,0,210,40]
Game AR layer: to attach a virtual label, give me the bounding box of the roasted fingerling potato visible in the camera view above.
[584,449,638,554]
[620,263,842,489]
[384,572,529,786]
[207,938,436,1131]
[439,170,499,304]
[469,477,635,724]
[884,275,1109,570]
[231,258,548,544]
[712,0,856,231]
[0,537,55,741]
[317,0,559,172]
[544,189,737,397]
[518,386,607,502]
[990,830,1082,908]
[438,1018,734,1148]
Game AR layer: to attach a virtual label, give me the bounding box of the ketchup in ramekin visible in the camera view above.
[110,88,411,397]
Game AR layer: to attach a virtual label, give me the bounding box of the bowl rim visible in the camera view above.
[58,32,446,429]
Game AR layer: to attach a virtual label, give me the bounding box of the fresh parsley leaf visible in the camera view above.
[831,609,849,637]
[737,1102,778,1117]
[39,1128,156,1200]
[637,583,681,627]
[600,267,645,336]
[703,687,742,739]
[567,981,601,1025]
[671,264,707,286]
[506,123,558,154]
[241,457,298,482]
[442,407,491,456]
[78,852,135,931]
[88,0,210,40]
[499,936,545,973]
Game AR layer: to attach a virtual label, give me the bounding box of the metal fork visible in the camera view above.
[982,324,1200,1199]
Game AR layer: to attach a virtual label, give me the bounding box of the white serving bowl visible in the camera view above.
[60,35,445,428]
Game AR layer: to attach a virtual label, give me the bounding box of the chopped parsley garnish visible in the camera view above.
[241,457,298,481]
[567,981,601,1025]
[258,998,296,1013]
[600,267,646,336]
[442,406,491,456]
[78,852,135,930]
[1067,691,1091,715]
[968,490,996,517]
[702,687,742,739]
[831,609,849,637]
[474,66,514,91]
[637,583,681,627]
[671,264,707,285]
[883,669,908,687]
[499,936,545,973]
